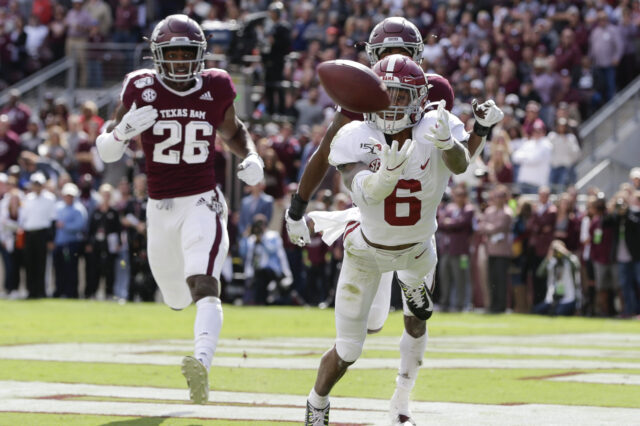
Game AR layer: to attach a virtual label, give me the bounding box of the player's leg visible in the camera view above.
[181,189,230,403]
[367,271,394,334]
[307,231,381,424]
[390,237,437,424]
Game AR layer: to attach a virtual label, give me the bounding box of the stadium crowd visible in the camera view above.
[0,0,639,318]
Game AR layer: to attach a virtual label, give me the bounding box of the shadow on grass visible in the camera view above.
[101,415,207,426]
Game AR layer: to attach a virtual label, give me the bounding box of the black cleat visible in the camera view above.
[398,279,434,320]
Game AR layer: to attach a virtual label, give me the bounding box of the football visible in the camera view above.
[317,60,391,113]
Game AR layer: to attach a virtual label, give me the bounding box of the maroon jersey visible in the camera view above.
[120,68,235,199]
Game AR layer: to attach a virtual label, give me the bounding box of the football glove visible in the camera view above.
[471,99,504,128]
[237,152,264,186]
[377,137,416,181]
[285,209,311,247]
[424,100,454,150]
[113,102,158,141]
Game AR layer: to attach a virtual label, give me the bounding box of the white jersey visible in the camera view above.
[329,111,468,246]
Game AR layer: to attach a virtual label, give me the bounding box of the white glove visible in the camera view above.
[376,137,415,180]
[424,100,454,150]
[113,102,158,141]
[285,208,311,246]
[472,99,504,128]
[237,152,264,186]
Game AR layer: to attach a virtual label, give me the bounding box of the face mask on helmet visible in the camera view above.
[365,17,424,66]
[365,55,428,135]
[150,15,207,83]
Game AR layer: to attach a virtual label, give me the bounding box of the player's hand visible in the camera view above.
[114,102,158,141]
[285,208,311,246]
[237,152,264,186]
[376,137,415,179]
[472,99,504,128]
[424,100,454,150]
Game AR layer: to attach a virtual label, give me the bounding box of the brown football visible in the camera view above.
[317,60,391,113]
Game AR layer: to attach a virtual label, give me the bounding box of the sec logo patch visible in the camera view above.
[141,88,157,103]
[369,158,380,172]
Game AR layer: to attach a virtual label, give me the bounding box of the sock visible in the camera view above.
[308,388,329,409]
[194,296,223,371]
[396,328,428,392]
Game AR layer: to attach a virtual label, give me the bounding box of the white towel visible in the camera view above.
[307,207,361,245]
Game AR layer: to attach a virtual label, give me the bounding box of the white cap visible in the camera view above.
[30,173,46,185]
[0,173,7,183]
[61,183,80,197]
[630,167,640,180]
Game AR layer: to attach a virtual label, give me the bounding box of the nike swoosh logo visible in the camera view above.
[386,159,406,172]
[414,247,428,259]
[420,158,430,170]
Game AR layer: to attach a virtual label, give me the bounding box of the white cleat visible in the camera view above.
[181,356,209,404]
[389,388,416,425]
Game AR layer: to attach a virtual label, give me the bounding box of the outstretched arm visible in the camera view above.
[216,103,257,159]
[217,104,264,186]
[286,112,351,247]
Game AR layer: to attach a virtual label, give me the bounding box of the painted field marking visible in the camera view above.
[0,337,639,369]
[547,373,640,386]
[1,381,639,425]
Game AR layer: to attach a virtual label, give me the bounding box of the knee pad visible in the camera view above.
[335,337,364,363]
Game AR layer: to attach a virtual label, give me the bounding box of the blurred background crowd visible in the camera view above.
[0,0,639,318]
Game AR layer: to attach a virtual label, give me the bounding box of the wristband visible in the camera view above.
[473,121,491,137]
[288,192,308,221]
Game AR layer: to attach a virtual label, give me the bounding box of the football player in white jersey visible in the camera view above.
[303,55,503,426]
[287,17,496,337]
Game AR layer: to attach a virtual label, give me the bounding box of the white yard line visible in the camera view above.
[0,381,639,425]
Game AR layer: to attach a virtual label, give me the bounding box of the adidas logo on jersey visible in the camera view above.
[199,92,213,101]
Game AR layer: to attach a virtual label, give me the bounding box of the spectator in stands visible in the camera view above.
[262,147,286,201]
[32,0,52,25]
[261,1,291,116]
[554,28,582,76]
[238,180,273,236]
[112,0,138,43]
[0,182,23,298]
[554,193,581,252]
[0,115,21,172]
[86,21,105,88]
[533,240,581,316]
[242,213,292,305]
[527,186,558,307]
[612,190,640,317]
[85,183,121,299]
[53,182,87,298]
[270,122,300,184]
[1,89,31,136]
[512,120,552,194]
[64,0,94,87]
[24,15,50,68]
[589,11,623,103]
[20,172,57,298]
[477,185,513,313]
[20,118,43,153]
[630,168,640,191]
[437,183,475,312]
[548,118,581,191]
[294,86,325,130]
[521,101,545,137]
[617,6,639,89]
[84,0,112,37]
[589,196,617,316]
[48,3,67,61]
[122,174,155,302]
[487,142,513,185]
[79,101,104,134]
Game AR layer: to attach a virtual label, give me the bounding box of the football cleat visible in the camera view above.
[398,279,433,321]
[390,389,416,425]
[181,356,209,404]
[305,400,330,426]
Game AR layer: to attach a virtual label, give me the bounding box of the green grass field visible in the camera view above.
[0,300,639,425]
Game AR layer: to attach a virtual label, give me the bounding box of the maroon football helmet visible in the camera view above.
[424,73,455,112]
[150,14,207,83]
[366,17,423,66]
[365,55,427,135]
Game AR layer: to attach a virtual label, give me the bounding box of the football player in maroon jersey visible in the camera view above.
[96,14,264,405]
